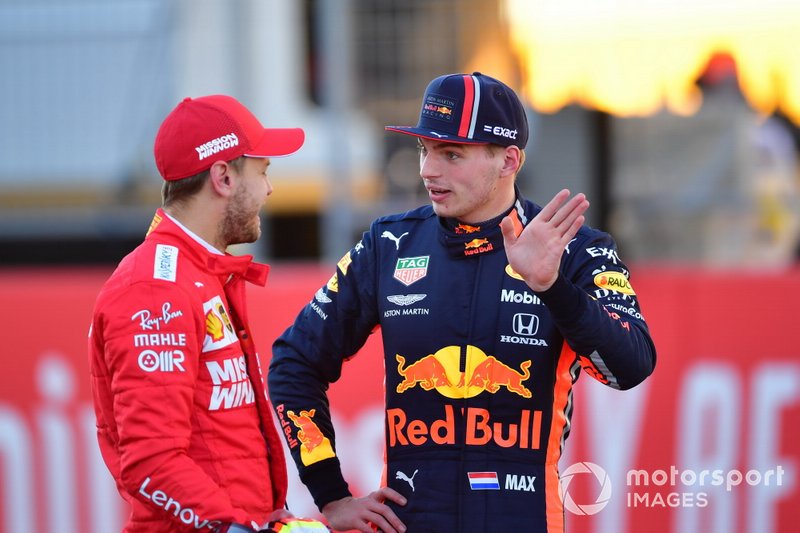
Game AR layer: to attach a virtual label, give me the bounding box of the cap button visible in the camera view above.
[182,97,192,103]
[472,71,482,76]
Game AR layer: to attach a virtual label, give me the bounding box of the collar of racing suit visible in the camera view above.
[438,189,527,258]
[147,208,270,287]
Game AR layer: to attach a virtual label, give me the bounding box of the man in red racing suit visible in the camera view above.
[89,95,305,531]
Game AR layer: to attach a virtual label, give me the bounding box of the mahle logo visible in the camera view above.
[560,462,613,515]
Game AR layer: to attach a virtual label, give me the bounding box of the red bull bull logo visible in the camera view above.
[287,408,335,466]
[455,223,481,234]
[394,345,532,399]
[463,238,493,256]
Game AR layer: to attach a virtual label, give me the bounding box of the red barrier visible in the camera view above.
[0,265,797,532]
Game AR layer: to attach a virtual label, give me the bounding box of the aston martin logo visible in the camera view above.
[387,294,427,306]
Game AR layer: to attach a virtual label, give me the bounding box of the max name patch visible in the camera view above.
[422,94,456,122]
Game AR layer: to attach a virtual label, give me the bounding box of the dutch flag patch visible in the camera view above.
[467,472,500,490]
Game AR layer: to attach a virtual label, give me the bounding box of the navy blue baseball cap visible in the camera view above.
[385,72,528,149]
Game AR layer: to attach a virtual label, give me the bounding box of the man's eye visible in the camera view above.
[447,152,459,160]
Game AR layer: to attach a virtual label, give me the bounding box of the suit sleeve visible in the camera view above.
[95,281,250,527]
[536,230,656,390]
[268,229,380,510]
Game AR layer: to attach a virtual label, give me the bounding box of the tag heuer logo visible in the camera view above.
[393,256,429,286]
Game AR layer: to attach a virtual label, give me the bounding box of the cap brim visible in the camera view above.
[385,126,488,145]
[245,128,305,158]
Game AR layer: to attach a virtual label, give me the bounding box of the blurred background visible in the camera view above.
[1,0,798,532]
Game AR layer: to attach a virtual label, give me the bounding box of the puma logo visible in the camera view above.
[428,131,446,138]
[396,469,419,492]
[381,231,409,250]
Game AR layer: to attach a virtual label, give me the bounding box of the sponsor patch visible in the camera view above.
[593,271,636,295]
[195,133,239,160]
[455,223,480,234]
[393,256,429,286]
[138,349,186,373]
[206,355,254,411]
[203,296,238,351]
[468,472,500,490]
[287,409,336,466]
[337,251,352,275]
[505,264,524,280]
[421,94,456,122]
[326,272,339,293]
[147,213,162,236]
[153,244,178,282]
[386,294,427,306]
[131,303,184,331]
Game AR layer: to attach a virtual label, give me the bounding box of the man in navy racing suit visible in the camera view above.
[268,72,656,533]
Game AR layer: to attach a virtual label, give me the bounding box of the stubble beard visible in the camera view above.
[220,187,261,247]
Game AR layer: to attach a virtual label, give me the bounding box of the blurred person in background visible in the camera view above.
[88,95,314,532]
[268,72,656,532]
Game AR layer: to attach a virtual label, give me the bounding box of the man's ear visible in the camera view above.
[500,146,522,177]
[208,160,235,197]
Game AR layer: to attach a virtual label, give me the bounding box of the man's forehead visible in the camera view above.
[418,138,485,150]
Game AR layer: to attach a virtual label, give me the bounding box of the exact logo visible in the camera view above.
[560,461,613,516]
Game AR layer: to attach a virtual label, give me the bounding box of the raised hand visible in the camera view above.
[500,189,589,292]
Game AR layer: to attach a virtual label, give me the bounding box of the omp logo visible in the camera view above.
[500,289,541,305]
[131,303,183,331]
[205,356,254,411]
[138,349,186,373]
[513,313,539,336]
[138,477,221,529]
[560,462,612,516]
[195,133,238,160]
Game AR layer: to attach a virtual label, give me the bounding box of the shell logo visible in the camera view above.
[505,264,524,281]
[593,271,636,295]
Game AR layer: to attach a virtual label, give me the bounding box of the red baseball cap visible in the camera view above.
[154,95,305,181]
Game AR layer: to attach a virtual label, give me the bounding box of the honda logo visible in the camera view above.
[513,313,539,336]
